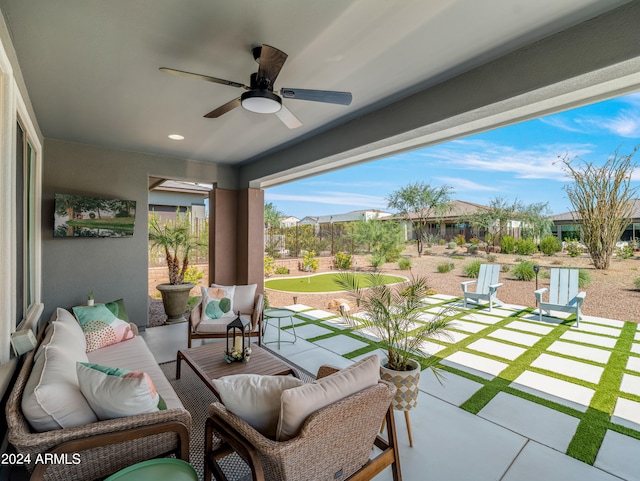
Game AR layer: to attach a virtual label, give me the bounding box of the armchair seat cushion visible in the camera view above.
[195,314,256,334]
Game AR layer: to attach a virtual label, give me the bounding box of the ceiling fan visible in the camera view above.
[160,44,352,129]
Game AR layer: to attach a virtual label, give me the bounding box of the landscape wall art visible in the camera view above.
[54,193,136,238]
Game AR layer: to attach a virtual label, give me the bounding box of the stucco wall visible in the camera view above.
[41,139,222,328]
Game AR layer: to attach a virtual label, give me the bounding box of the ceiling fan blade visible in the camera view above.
[280,88,352,105]
[257,45,288,86]
[204,97,241,118]
[275,104,302,129]
[159,67,247,89]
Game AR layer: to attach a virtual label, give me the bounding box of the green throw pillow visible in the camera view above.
[72,299,135,352]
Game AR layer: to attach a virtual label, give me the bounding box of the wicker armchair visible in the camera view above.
[188,285,264,348]
[204,365,401,481]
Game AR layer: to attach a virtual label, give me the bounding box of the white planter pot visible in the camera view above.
[379,358,421,411]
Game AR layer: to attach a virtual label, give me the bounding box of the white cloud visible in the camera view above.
[418,142,593,180]
[436,177,498,192]
[539,117,587,133]
[265,191,388,209]
[599,112,640,138]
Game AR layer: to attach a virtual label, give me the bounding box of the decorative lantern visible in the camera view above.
[225,313,251,363]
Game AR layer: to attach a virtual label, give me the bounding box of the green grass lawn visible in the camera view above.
[264,272,406,292]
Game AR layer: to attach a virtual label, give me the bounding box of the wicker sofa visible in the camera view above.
[6,307,191,481]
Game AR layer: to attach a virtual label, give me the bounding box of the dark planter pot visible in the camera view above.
[156,283,194,324]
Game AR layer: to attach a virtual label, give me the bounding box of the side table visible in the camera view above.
[263,308,298,349]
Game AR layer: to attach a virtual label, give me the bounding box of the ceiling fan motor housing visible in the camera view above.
[241,89,282,114]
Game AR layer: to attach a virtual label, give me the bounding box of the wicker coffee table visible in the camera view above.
[176,342,296,398]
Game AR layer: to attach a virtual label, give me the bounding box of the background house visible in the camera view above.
[552,199,640,243]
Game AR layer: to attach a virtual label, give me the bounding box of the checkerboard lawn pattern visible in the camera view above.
[282,297,640,466]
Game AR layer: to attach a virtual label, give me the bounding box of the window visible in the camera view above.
[14,120,37,326]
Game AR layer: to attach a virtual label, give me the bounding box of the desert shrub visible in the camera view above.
[486,254,497,263]
[183,266,204,285]
[539,236,561,256]
[515,238,537,255]
[454,234,466,246]
[447,241,457,249]
[500,264,510,273]
[634,276,640,290]
[512,261,536,281]
[424,249,432,256]
[463,260,482,278]
[437,262,454,273]
[334,251,353,269]
[424,233,439,248]
[451,255,465,260]
[302,250,319,272]
[470,237,480,245]
[466,244,479,255]
[500,235,515,254]
[439,239,446,245]
[615,244,634,260]
[398,256,412,270]
[370,253,385,269]
[578,268,591,288]
[275,265,290,275]
[264,255,275,277]
[564,240,583,257]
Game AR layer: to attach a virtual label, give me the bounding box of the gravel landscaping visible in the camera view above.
[265,245,640,324]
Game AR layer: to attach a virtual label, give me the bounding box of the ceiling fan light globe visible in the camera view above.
[241,90,282,114]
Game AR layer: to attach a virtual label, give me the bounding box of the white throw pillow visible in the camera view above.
[276,355,380,441]
[76,362,166,420]
[201,286,236,321]
[211,374,304,437]
[212,283,257,314]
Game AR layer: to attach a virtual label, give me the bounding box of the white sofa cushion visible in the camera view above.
[212,374,304,437]
[276,355,380,441]
[22,343,97,431]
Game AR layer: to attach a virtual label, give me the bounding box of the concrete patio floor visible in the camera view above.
[141,296,640,481]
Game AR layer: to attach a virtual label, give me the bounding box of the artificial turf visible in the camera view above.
[285,297,640,466]
[264,272,406,292]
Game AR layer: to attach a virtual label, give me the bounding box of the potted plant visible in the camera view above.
[149,211,201,323]
[335,272,455,445]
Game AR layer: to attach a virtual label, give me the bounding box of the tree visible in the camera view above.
[353,216,404,261]
[264,202,285,228]
[386,182,453,256]
[466,197,523,247]
[558,148,638,270]
[520,202,553,240]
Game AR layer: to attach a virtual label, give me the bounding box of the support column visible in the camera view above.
[209,187,264,294]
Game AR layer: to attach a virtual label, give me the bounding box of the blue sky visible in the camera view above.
[265,92,640,219]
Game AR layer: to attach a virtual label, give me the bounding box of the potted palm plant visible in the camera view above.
[335,272,455,445]
[149,211,201,323]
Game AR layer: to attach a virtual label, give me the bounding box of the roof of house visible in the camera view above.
[387,200,490,222]
[552,199,640,223]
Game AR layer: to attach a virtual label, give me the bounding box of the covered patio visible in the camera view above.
[142,298,640,481]
[3,1,640,479]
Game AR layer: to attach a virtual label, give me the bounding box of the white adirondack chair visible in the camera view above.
[460,264,503,311]
[535,268,586,327]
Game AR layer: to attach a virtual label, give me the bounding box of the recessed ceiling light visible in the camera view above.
[168,134,184,140]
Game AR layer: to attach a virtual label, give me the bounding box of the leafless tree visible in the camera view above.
[558,147,638,270]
